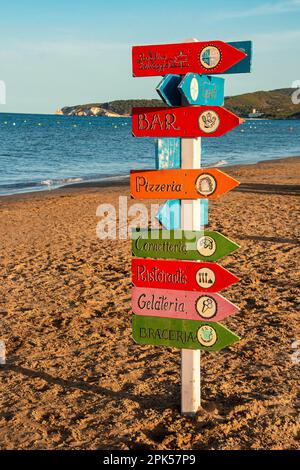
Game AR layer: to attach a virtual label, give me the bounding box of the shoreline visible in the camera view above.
[0,155,299,202]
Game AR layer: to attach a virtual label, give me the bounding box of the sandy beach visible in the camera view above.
[0,156,299,450]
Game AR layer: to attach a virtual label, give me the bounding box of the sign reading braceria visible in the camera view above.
[132,315,239,351]
[132,106,243,138]
[132,229,239,262]
[132,40,247,77]
[132,258,239,292]
[130,168,239,200]
[132,287,240,322]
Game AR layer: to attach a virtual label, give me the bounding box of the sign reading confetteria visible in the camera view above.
[132,40,247,77]
[132,106,243,138]
[130,168,239,200]
[132,315,239,351]
[132,258,239,292]
[132,287,240,322]
[131,229,239,261]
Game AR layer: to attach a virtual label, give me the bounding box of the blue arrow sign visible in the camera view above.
[156,199,208,229]
[225,41,252,74]
[156,74,182,106]
[179,74,224,106]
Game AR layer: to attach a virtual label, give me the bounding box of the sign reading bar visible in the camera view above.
[132,315,240,351]
[132,106,243,138]
[132,287,240,322]
[130,168,239,200]
[132,41,247,77]
[132,258,239,292]
[132,229,239,262]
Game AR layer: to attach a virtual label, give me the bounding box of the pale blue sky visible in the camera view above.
[0,0,300,113]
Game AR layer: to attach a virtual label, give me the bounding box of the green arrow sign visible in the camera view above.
[132,229,239,262]
[132,315,239,351]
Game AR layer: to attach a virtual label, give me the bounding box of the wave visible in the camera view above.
[210,159,228,167]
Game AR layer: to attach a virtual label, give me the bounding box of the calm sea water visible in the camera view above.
[0,113,299,196]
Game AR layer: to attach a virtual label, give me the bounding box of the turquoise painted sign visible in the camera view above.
[132,229,239,262]
[156,73,225,107]
[156,74,182,106]
[155,138,181,169]
[179,74,224,106]
[132,315,239,351]
[156,199,208,230]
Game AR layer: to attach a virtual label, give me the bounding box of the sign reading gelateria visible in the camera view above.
[132,41,247,77]
[131,258,239,292]
[132,315,239,351]
[131,229,239,262]
[130,168,239,200]
[132,106,243,138]
[132,287,240,322]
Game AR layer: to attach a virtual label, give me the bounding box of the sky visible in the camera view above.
[0,0,300,114]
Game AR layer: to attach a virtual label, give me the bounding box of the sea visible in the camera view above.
[0,113,299,196]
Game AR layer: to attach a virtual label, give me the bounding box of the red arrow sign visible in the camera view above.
[132,41,247,77]
[132,106,243,138]
[132,258,239,292]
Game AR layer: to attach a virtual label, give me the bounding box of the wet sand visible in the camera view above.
[0,156,299,450]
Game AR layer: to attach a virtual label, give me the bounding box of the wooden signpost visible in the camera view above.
[132,258,239,292]
[132,315,239,351]
[132,287,240,322]
[130,37,251,415]
[130,168,240,200]
[132,229,239,261]
[132,106,244,138]
[132,40,247,77]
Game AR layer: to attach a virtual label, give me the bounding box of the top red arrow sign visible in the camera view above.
[132,41,247,77]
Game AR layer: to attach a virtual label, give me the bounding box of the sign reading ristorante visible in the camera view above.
[132,258,239,292]
[132,315,240,351]
[130,168,240,200]
[132,229,239,262]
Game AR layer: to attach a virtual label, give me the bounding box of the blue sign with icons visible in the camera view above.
[179,74,224,106]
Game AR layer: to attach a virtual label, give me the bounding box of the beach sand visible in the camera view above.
[0,156,299,450]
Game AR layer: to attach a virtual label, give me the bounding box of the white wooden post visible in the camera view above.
[181,138,202,415]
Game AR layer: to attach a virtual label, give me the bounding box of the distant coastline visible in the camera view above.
[56,88,300,119]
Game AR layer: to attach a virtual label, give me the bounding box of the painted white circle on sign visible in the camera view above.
[196,267,216,289]
[199,46,221,69]
[195,173,217,196]
[197,325,218,347]
[190,76,199,102]
[199,110,220,134]
[197,236,216,257]
[196,295,217,319]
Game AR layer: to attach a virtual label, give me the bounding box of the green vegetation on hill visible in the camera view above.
[58,88,300,119]
[225,88,300,119]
